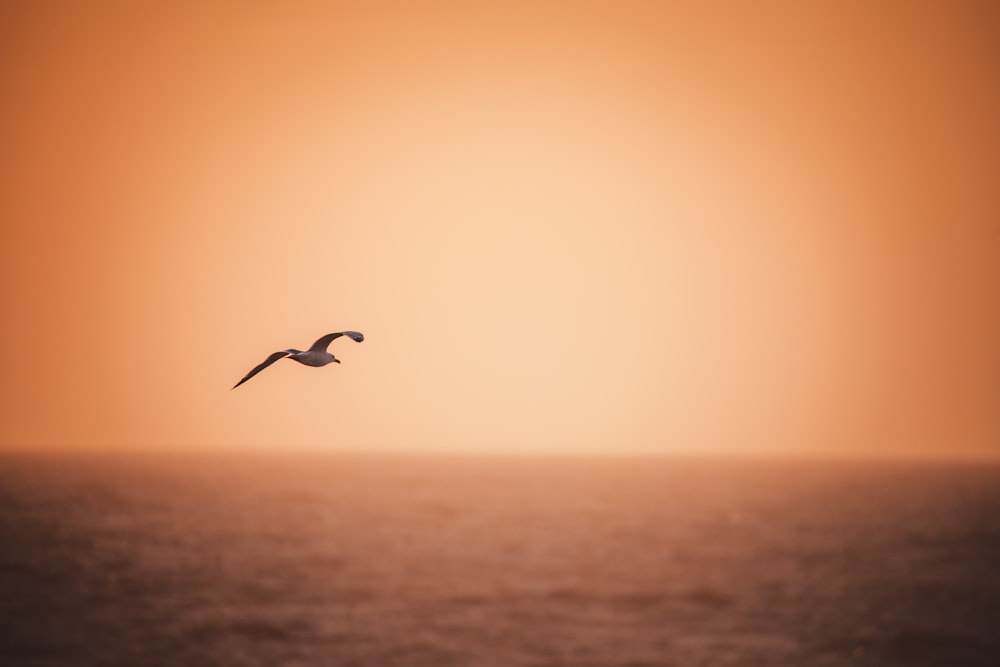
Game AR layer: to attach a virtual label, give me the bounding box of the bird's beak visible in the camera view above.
[333,359,341,363]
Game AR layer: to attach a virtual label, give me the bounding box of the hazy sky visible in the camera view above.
[1,1,997,457]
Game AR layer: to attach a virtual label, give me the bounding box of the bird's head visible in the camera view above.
[332,356,341,364]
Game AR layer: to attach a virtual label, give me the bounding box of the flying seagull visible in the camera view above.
[232,331,364,389]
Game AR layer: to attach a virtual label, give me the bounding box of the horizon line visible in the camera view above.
[1,445,998,465]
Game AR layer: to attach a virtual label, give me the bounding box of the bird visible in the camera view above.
[232,331,364,389]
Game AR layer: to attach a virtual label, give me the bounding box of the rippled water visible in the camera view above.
[1,453,998,666]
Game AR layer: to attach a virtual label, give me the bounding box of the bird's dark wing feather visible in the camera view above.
[308,331,364,352]
[232,350,291,389]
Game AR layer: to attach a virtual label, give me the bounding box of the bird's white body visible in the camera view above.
[288,350,336,367]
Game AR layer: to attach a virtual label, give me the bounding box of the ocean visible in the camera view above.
[1,453,997,666]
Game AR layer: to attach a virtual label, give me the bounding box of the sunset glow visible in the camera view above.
[1,1,997,457]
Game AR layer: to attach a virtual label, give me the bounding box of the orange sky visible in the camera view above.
[1,1,997,458]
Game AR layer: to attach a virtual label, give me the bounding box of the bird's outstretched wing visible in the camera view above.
[232,351,291,389]
[308,331,364,352]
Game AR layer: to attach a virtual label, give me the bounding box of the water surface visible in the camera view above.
[1,453,997,666]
